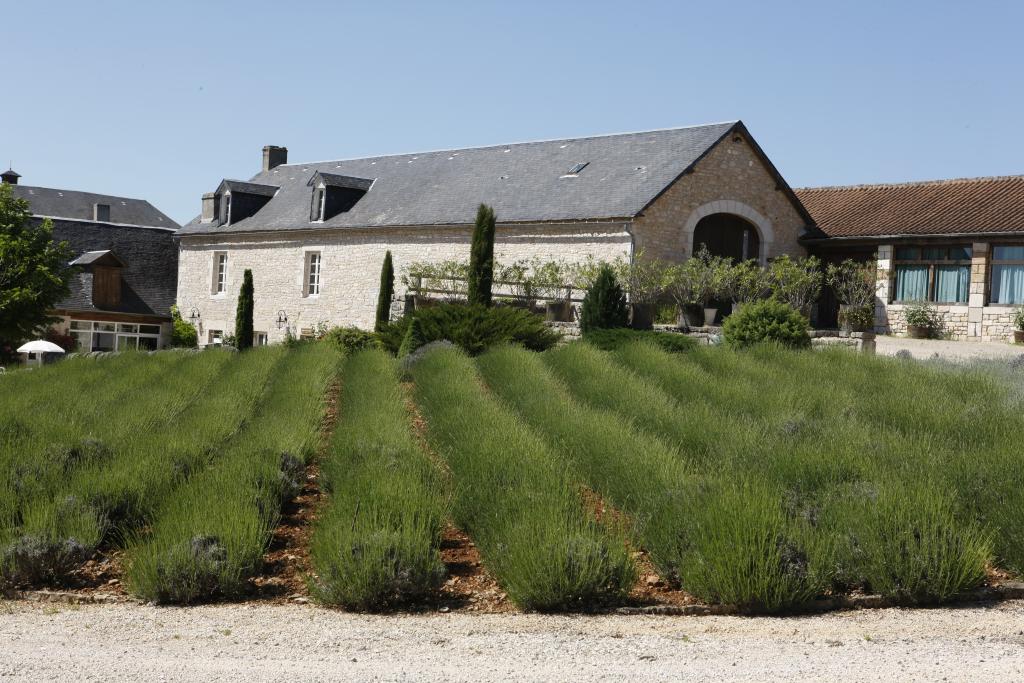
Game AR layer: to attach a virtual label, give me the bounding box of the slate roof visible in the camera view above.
[797,176,1024,239]
[69,250,125,267]
[50,218,179,318]
[10,185,178,229]
[218,179,279,197]
[180,121,753,235]
[11,185,180,319]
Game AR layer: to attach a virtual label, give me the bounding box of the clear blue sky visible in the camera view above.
[5,0,1023,225]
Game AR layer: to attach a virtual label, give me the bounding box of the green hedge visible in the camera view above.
[379,303,560,356]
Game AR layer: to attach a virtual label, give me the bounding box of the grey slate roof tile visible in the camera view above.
[11,185,178,228]
[179,122,740,235]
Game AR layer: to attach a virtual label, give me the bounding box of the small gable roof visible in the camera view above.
[217,179,279,197]
[180,121,774,235]
[797,176,1024,239]
[69,250,126,267]
[308,171,374,192]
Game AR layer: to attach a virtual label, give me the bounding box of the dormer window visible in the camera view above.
[307,171,373,222]
[69,250,125,309]
[213,180,278,226]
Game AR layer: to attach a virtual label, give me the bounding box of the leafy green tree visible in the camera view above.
[169,305,198,348]
[375,251,394,332]
[0,183,72,358]
[467,204,496,307]
[579,264,628,332]
[234,269,254,350]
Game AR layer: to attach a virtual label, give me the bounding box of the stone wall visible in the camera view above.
[874,241,1020,342]
[177,223,632,343]
[631,131,808,264]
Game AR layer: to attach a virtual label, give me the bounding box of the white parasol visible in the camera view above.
[16,340,66,366]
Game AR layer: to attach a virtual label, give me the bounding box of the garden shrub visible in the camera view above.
[579,264,628,332]
[825,483,991,602]
[170,305,198,348]
[310,350,447,610]
[675,478,830,611]
[581,328,696,354]
[320,326,380,354]
[382,303,559,356]
[723,299,810,349]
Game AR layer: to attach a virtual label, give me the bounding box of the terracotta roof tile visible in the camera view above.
[795,176,1024,238]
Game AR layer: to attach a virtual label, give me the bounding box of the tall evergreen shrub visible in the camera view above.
[579,264,628,332]
[234,269,254,350]
[467,204,496,307]
[375,251,394,332]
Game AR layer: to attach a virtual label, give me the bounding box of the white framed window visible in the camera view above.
[253,331,268,346]
[305,251,322,296]
[311,186,326,222]
[208,329,224,345]
[69,319,161,351]
[213,252,228,294]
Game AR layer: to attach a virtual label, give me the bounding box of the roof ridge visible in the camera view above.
[796,174,1024,193]
[272,121,740,169]
[13,184,155,204]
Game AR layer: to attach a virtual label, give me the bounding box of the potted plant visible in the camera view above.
[688,246,733,327]
[729,259,771,317]
[532,259,573,322]
[826,260,877,332]
[617,253,668,331]
[665,262,697,329]
[1014,308,1024,344]
[768,255,823,318]
[904,301,939,339]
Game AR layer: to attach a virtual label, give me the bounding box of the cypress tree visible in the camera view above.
[375,250,394,332]
[467,204,496,307]
[235,269,254,350]
[580,264,628,333]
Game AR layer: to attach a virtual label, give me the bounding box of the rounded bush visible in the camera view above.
[723,299,810,349]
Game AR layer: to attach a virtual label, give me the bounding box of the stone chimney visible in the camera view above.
[262,145,288,172]
[201,192,219,223]
[1,168,20,185]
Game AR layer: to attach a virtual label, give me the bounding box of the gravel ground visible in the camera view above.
[875,335,1022,361]
[2,601,1023,682]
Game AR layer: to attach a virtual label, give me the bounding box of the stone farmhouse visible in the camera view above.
[799,176,1024,341]
[176,121,816,344]
[1,169,180,350]
[174,120,1024,344]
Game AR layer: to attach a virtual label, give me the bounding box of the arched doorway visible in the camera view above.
[692,213,760,263]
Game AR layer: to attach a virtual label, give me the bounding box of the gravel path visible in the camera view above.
[875,335,1022,361]
[2,601,1023,681]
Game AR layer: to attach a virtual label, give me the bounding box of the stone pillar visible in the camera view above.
[874,245,892,334]
[967,242,988,339]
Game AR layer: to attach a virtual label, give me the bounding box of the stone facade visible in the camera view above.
[874,241,1021,342]
[176,132,813,345]
[631,131,808,264]
[177,223,632,344]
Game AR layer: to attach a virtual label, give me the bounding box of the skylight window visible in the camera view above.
[561,162,590,178]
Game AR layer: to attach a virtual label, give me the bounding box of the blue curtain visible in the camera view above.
[992,264,1024,304]
[935,265,969,303]
[894,265,928,301]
